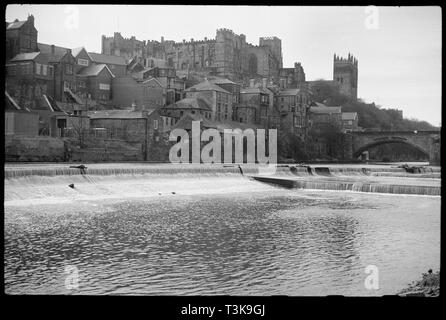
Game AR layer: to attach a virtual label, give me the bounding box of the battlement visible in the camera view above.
[102,32,146,45]
[217,28,235,35]
[334,53,358,66]
[260,36,281,41]
[172,38,216,46]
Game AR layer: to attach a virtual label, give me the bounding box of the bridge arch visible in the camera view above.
[352,138,430,159]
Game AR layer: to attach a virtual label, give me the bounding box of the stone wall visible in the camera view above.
[5,135,65,162]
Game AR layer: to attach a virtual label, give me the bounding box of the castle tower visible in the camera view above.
[333,53,358,100]
[259,37,283,69]
[215,28,236,77]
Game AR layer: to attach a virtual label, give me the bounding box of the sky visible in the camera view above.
[6,5,442,126]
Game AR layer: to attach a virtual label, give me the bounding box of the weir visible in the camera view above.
[4,163,441,202]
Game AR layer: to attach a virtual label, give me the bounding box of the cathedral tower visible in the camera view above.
[333,53,358,100]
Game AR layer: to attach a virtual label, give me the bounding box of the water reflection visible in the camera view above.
[4,190,440,295]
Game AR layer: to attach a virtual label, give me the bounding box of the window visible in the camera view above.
[99,83,110,90]
[42,65,47,76]
[217,103,221,112]
[78,58,89,66]
[154,119,158,130]
[35,63,41,75]
[65,64,73,75]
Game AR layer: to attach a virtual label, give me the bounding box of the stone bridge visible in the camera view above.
[345,130,441,165]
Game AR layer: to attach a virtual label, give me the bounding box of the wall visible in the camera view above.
[5,111,39,136]
[4,135,65,162]
[86,68,113,101]
[111,77,164,109]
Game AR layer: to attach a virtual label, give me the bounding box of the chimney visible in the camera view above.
[249,79,255,88]
[27,14,34,25]
[51,45,55,54]
[161,36,164,43]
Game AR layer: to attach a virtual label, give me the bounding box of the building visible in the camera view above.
[239,81,270,125]
[308,103,342,130]
[275,87,310,137]
[5,14,38,61]
[112,76,167,110]
[160,97,213,121]
[76,64,115,102]
[341,112,359,132]
[88,52,127,77]
[278,62,306,89]
[5,91,39,136]
[101,28,283,79]
[5,52,54,107]
[209,77,241,104]
[185,80,233,121]
[333,53,358,100]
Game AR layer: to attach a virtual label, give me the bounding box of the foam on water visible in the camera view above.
[4,163,441,205]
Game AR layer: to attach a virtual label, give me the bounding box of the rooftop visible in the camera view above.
[341,112,358,120]
[309,105,342,114]
[37,43,70,62]
[6,20,26,30]
[9,52,40,62]
[88,52,127,66]
[208,77,237,85]
[240,87,269,95]
[185,80,230,94]
[173,113,263,132]
[77,64,115,78]
[277,88,301,96]
[88,109,148,119]
[165,97,211,111]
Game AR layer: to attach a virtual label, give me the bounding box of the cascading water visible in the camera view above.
[4,163,441,204]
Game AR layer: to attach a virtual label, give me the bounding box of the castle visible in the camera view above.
[101,28,283,80]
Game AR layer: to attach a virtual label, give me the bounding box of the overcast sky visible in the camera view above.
[6,5,442,126]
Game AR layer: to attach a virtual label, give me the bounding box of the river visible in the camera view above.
[4,163,441,295]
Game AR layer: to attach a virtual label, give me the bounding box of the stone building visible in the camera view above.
[278,62,306,89]
[101,28,283,80]
[184,80,233,121]
[275,87,310,138]
[333,53,358,100]
[5,14,38,61]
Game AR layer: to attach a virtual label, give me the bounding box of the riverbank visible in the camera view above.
[398,270,440,297]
